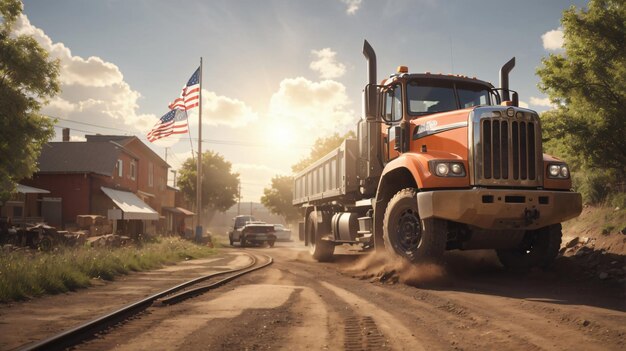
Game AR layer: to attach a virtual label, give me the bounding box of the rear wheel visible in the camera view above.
[383,188,446,263]
[496,224,562,272]
[307,211,334,262]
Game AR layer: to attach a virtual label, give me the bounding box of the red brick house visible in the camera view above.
[22,132,192,235]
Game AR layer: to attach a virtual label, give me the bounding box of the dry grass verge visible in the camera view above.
[0,237,217,302]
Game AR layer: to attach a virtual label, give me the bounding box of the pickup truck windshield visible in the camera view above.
[407,80,491,115]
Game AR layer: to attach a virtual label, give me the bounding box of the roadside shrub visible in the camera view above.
[573,169,614,204]
[607,192,626,209]
[0,238,216,302]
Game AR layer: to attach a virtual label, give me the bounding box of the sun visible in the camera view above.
[265,123,297,147]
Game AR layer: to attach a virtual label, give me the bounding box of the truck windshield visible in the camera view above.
[407,80,491,116]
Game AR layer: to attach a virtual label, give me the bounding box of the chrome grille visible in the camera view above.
[471,108,542,187]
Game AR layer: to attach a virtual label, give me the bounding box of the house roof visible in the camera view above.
[37,141,128,176]
[85,135,169,168]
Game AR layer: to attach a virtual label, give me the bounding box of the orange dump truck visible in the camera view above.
[293,40,582,271]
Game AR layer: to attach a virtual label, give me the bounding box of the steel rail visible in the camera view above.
[19,252,272,351]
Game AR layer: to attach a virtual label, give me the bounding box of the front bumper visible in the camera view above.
[417,188,582,230]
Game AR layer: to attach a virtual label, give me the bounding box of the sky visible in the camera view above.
[18,0,587,202]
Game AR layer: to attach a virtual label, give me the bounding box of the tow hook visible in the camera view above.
[524,208,540,225]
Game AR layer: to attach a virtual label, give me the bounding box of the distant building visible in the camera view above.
[21,130,193,236]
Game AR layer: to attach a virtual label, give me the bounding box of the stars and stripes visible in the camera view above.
[147,109,189,142]
[168,67,201,111]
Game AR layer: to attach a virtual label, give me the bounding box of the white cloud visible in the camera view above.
[268,77,355,144]
[14,15,260,137]
[196,90,258,128]
[69,135,86,142]
[14,15,157,133]
[542,28,564,51]
[530,96,556,108]
[518,101,529,109]
[341,0,362,15]
[310,48,347,79]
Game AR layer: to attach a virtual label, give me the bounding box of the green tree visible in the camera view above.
[177,151,239,224]
[260,175,299,224]
[0,0,59,200]
[537,0,625,175]
[291,131,356,173]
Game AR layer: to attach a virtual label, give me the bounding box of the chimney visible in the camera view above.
[62,128,70,142]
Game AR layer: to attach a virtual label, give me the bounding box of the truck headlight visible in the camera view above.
[547,163,570,179]
[430,161,466,177]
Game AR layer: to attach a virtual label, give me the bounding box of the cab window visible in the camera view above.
[407,80,456,115]
[457,84,491,108]
[384,84,403,122]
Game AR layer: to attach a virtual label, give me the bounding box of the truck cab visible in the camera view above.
[293,40,582,271]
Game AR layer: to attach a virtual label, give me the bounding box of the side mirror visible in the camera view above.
[363,84,379,121]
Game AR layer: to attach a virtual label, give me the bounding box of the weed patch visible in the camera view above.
[0,238,216,302]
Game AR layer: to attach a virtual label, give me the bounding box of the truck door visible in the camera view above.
[383,84,403,163]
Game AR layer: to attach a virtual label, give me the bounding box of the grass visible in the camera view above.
[0,237,217,302]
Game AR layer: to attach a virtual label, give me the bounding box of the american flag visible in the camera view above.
[168,67,200,110]
[147,109,189,142]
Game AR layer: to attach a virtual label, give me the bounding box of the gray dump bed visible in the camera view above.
[293,139,359,206]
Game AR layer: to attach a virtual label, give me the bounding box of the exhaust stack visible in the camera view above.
[362,40,377,120]
[499,57,515,102]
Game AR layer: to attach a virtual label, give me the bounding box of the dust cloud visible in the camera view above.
[341,249,504,287]
[341,252,448,287]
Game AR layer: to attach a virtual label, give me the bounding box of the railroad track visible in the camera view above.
[19,252,273,351]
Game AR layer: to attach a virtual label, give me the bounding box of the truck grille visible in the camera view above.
[472,108,542,187]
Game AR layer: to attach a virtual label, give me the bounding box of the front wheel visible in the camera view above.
[307,211,334,262]
[383,188,446,263]
[496,224,562,272]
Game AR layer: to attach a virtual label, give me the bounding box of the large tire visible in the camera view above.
[496,224,562,272]
[383,188,446,263]
[307,211,334,262]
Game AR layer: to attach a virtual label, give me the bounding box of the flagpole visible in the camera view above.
[195,57,203,242]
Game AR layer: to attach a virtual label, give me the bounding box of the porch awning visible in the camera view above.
[17,184,50,194]
[101,187,159,220]
[162,206,195,216]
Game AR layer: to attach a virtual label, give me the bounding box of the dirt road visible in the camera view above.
[78,241,624,350]
[2,241,624,350]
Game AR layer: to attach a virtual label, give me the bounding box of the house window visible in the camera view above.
[130,161,136,180]
[148,162,154,187]
[117,159,123,177]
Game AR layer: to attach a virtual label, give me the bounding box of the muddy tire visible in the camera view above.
[307,211,334,262]
[496,224,562,272]
[383,188,446,263]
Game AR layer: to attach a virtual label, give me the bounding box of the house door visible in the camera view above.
[41,197,62,228]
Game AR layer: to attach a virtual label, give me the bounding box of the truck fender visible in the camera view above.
[372,153,434,250]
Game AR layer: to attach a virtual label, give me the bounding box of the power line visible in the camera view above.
[44,115,311,149]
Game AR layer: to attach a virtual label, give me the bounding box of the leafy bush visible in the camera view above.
[573,169,614,204]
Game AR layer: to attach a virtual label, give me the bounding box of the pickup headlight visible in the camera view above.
[429,160,466,177]
[547,163,570,179]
